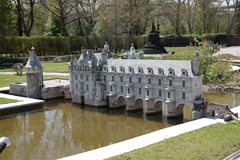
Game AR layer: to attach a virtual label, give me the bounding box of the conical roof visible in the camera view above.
[25,50,42,68]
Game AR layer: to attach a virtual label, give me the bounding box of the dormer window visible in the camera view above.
[111,66,116,72]
[103,66,108,72]
[129,67,134,73]
[120,66,125,73]
[168,68,175,76]
[147,67,153,74]
[138,67,143,74]
[158,68,164,75]
[181,69,188,76]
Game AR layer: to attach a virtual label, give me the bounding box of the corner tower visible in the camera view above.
[25,48,43,98]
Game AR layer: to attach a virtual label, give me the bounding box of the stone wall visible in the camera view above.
[9,83,27,96]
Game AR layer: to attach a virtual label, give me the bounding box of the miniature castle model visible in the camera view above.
[69,44,207,120]
[10,48,70,100]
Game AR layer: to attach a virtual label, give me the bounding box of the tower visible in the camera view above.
[25,48,43,99]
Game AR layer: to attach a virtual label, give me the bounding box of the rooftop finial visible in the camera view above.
[31,46,35,51]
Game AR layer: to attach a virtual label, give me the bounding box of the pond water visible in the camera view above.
[0,92,239,160]
[0,99,181,160]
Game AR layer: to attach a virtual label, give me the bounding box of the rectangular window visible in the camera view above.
[104,75,106,82]
[129,77,132,83]
[80,74,83,79]
[75,75,78,80]
[138,77,141,83]
[110,86,113,92]
[182,80,185,87]
[139,88,141,95]
[86,85,89,91]
[121,86,123,93]
[159,90,161,97]
[169,80,172,86]
[168,92,171,98]
[80,83,84,90]
[158,79,161,85]
[128,88,130,94]
[120,76,123,82]
[182,92,186,99]
[112,76,114,81]
[75,83,78,89]
[86,76,89,81]
[147,90,149,96]
[104,85,107,91]
[148,78,151,84]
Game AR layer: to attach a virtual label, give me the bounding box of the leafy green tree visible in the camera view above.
[0,0,12,36]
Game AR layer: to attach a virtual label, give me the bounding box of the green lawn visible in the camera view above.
[142,46,204,60]
[42,62,68,73]
[0,74,69,88]
[0,98,19,104]
[109,121,240,160]
[0,62,69,73]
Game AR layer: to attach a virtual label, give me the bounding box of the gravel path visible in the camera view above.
[214,46,240,57]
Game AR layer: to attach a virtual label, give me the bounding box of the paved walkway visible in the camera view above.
[59,117,225,160]
[0,93,44,110]
[214,46,240,57]
[0,72,68,76]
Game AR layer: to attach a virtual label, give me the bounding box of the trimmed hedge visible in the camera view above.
[0,36,146,56]
[1,34,225,57]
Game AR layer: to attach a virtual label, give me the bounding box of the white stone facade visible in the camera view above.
[69,50,206,120]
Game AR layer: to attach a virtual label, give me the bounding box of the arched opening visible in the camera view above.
[80,95,85,104]
[117,96,126,107]
[61,91,65,97]
[135,98,143,109]
[105,96,109,106]
[154,101,163,112]
[176,104,192,122]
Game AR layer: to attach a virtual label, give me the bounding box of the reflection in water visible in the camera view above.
[203,92,240,108]
[1,92,238,160]
[0,99,181,160]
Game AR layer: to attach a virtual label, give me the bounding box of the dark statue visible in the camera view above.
[143,23,167,54]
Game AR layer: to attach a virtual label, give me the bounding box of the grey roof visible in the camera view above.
[106,59,194,77]
[25,51,42,67]
[75,50,102,68]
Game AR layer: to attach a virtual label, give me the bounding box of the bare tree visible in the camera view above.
[162,0,186,36]
[185,0,197,34]
[73,0,99,36]
[15,0,36,36]
[225,0,239,35]
[40,0,75,36]
[197,0,223,34]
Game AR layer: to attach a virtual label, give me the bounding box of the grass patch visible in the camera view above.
[42,62,68,73]
[109,122,240,160]
[0,98,19,104]
[0,62,68,73]
[0,74,69,88]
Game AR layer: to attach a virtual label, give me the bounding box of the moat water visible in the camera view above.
[0,92,239,160]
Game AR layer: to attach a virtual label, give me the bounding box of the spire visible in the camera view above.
[25,47,42,68]
[151,22,157,33]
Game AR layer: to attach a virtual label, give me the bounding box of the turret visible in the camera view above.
[193,51,199,76]
[25,47,43,98]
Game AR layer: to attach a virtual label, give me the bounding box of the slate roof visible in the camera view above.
[25,51,42,67]
[106,59,194,77]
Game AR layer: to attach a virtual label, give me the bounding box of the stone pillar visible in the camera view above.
[144,98,155,114]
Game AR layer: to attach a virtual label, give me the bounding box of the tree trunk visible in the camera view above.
[16,0,23,36]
